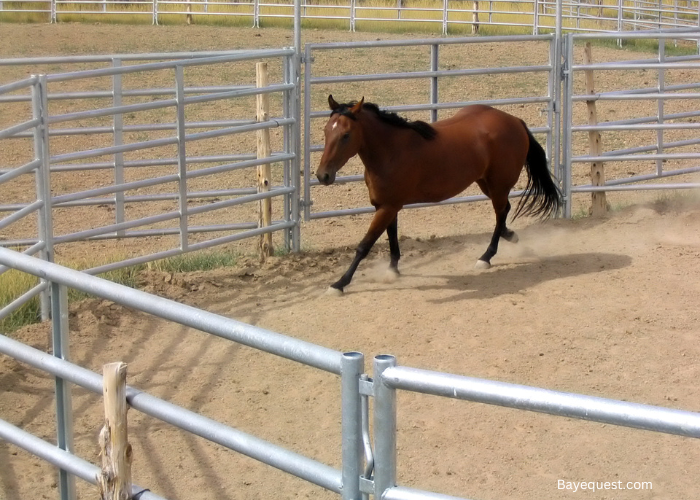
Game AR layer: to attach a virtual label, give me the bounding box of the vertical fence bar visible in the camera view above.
[562,34,574,218]
[153,0,158,25]
[373,355,397,500]
[303,44,313,223]
[533,0,539,34]
[51,282,75,500]
[430,44,439,123]
[442,0,448,35]
[341,352,364,500]
[617,0,623,46]
[552,33,563,205]
[175,65,189,252]
[293,0,302,252]
[656,39,665,176]
[32,76,54,320]
[360,373,373,500]
[546,36,555,173]
[51,0,56,22]
[553,1,564,195]
[112,59,126,238]
[350,0,356,32]
[282,55,292,252]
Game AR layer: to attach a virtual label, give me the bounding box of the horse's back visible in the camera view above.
[446,104,525,131]
[430,105,530,190]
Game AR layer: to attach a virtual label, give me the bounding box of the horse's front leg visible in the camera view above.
[329,206,399,294]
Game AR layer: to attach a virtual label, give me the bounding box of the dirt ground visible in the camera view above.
[2,22,700,500]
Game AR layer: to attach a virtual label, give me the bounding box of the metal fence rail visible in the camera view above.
[303,34,558,222]
[3,25,700,500]
[1,0,698,37]
[560,31,700,217]
[0,48,302,273]
[0,418,168,500]
[5,248,700,500]
[370,354,700,500]
[0,246,364,500]
[0,75,53,318]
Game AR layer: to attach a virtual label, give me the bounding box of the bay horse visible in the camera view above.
[316,95,562,294]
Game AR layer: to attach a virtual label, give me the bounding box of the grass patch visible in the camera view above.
[0,269,41,333]
[0,249,241,334]
[586,36,699,57]
[147,250,240,273]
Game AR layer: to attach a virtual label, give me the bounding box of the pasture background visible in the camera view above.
[1,22,700,500]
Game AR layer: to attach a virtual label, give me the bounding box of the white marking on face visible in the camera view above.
[332,122,338,130]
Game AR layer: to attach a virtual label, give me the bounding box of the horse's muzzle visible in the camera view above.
[316,170,336,186]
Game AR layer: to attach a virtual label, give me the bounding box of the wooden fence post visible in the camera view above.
[97,362,132,500]
[256,62,274,261]
[584,42,607,216]
[472,0,480,33]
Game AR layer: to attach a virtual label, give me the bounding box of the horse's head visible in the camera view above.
[316,95,364,186]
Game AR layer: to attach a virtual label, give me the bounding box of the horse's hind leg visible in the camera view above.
[500,202,518,243]
[384,215,401,282]
[475,193,516,270]
[476,179,518,239]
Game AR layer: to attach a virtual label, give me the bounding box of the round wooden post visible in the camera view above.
[97,362,132,500]
[257,62,274,260]
[584,42,607,216]
[472,1,480,33]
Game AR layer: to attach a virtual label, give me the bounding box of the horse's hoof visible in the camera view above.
[382,268,400,284]
[475,259,491,270]
[326,286,344,297]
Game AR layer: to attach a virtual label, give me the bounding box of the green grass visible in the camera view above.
[585,36,699,57]
[147,250,241,273]
[0,250,241,334]
[0,269,42,333]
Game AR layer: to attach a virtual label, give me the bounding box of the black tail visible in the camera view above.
[512,122,562,220]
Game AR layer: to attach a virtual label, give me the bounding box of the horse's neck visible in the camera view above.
[357,115,406,168]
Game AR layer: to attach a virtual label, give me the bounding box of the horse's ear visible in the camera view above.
[328,95,340,111]
[350,97,364,114]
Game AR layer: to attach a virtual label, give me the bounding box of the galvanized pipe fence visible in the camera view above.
[302,34,559,222]
[302,31,700,221]
[0,47,302,318]
[3,30,700,312]
[0,247,361,500]
[560,31,700,217]
[1,0,698,40]
[3,247,700,500]
[2,25,700,500]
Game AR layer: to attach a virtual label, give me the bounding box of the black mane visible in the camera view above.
[331,101,437,140]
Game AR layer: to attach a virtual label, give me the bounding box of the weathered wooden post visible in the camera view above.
[256,62,274,260]
[584,42,607,216]
[97,362,132,500]
[186,0,192,24]
[472,0,480,33]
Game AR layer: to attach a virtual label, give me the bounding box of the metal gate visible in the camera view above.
[302,34,560,223]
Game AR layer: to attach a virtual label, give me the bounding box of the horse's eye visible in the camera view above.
[341,133,350,141]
